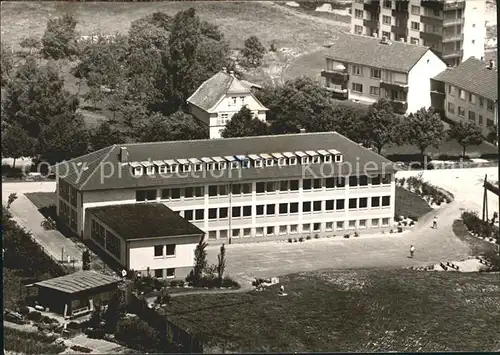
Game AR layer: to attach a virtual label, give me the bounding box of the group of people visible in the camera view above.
[409,216,438,259]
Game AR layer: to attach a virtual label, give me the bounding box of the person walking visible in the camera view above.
[432,216,438,229]
[410,245,415,258]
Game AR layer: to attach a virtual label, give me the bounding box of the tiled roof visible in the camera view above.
[432,57,498,101]
[187,71,253,111]
[30,271,120,294]
[325,32,436,72]
[88,203,204,241]
[55,132,396,191]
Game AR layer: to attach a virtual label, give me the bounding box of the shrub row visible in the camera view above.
[462,211,499,241]
[396,176,453,205]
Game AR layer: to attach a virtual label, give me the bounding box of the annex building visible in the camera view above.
[54,132,396,277]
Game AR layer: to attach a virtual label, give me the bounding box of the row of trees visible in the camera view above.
[221,77,487,160]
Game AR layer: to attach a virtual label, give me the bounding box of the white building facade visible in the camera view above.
[55,132,397,247]
[187,69,268,139]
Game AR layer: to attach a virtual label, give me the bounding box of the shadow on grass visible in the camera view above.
[452,219,496,256]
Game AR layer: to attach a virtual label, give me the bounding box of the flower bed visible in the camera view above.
[395,175,453,206]
[461,211,499,244]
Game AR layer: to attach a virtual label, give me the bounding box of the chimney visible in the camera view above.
[488,60,495,70]
[222,67,227,73]
[119,147,129,163]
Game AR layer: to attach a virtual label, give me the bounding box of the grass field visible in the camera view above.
[452,219,497,256]
[166,269,500,352]
[395,186,433,219]
[0,1,342,52]
[24,192,57,210]
[4,327,67,354]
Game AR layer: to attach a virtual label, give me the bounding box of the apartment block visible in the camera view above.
[321,32,447,114]
[351,0,486,67]
[431,57,498,137]
[55,133,396,255]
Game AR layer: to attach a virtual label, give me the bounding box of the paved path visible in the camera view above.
[3,190,83,270]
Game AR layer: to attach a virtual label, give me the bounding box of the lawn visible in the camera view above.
[4,327,67,354]
[395,186,433,219]
[24,192,57,210]
[165,269,500,352]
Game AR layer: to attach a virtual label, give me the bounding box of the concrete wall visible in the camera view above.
[407,50,448,113]
[128,235,200,279]
[462,0,486,61]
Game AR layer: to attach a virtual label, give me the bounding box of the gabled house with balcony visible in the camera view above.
[187,68,268,139]
[431,57,498,137]
[321,32,448,114]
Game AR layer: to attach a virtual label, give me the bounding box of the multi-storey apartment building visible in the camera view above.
[55,132,396,252]
[431,57,498,137]
[187,68,268,139]
[321,32,447,114]
[351,0,486,67]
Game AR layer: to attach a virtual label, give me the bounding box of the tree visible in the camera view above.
[487,124,498,145]
[20,36,42,55]
[137,111,208,142]
[187,239,208,286]
[216,243,226,285]
[37,114,90,165]
[362,98,401,153]
[90,121,125,152]
[256,77,333,134]
[221,106,269,138]
[1,123,34,168]
[84,73,105,110]
[1,43,14,86]
[41,13,78,60]
[242,36,266,67]
[163,8,229,112]
[82,249,91,270]
[402,107,445,165]
[2,58,80,139]
[447,120,484,158]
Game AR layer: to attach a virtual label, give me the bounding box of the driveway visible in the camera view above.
[207,167,498,284]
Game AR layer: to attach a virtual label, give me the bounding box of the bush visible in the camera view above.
[18,305,30,316]
[293,238,298,243]
[66,321,80,330]
[70,345,92,353]
[462,211,499,239]
[288,238,293,243]
[86,327,106,339]
[299,237,304,242]
[314,234,320,239]
[354,231,359,237]
[115,317,160,351]
[343,234,350,239]
[221,277,239,288]
[27,311,42,322]
[306,235,311,240]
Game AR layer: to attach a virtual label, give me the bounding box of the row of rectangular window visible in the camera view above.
[90,219,121,259]
[136,175,392,201]
[207,218,392,239]
[447,102,495,127]
[153,244,176,257]
[182,196,391,221]
[153,268,175,279]
[448,85,495,111]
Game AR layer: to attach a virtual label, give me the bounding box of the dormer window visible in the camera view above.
[335,155,343,162]
[289,157,297,165]
[278,158,286,166]
[206,163,214,171]
[323,155,332,163]
[302,157,309,164]
[181,164,191,172]
[133,167,142,176]
[283,152,297,165]
[195,163,202,172]
[266,159,274,167]
[306,151,320,164]
[230,161,238,169]
[312,156,321,164]
[255,160,263,168]
[158,165,167,174]
[218,162,227,170]
[242,160,250,169]
[170,164,178,173]
[146,166,154,175]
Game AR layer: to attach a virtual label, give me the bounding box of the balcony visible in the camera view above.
[391,26,408,38]
[443,17,464,26]
[443,1,465,11]
[325,87,349,100]
[380,81,409,93]
[394,1,408,12]
[390,100,408,114]
[363,19,379,29]
[420,0,444,12]
[420,15,443,27]
[442,32,463,43]
[364,1,380,13]
[420,31,442,43]
[442,49,463,59]
[321,70,349,85]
